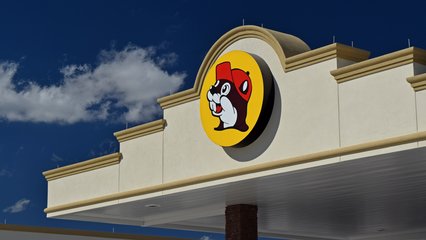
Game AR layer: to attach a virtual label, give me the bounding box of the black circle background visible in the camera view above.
[232,54,274,148]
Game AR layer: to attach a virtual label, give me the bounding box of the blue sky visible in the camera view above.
[1,0,426,239]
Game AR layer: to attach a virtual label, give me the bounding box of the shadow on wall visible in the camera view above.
[224,78,281,162]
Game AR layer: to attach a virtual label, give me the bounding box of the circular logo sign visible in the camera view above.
[200,50,274,147]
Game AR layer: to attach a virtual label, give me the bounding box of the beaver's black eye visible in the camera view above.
[214,80,220,87]
[240,80,248,94]
[221,82,231,95]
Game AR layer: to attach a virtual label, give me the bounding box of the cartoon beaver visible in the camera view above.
[207,61,252,131]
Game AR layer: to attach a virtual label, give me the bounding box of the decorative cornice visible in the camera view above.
[45,131,426,214]
[157,25,310,109]
[331,47,426,83]
[114,119,166,143]
[157,43,370,109]
[43,153,122,181]
[285,43,370,72]
[157,89,199,109]
[0,224,187,240]
[407,73,426,91]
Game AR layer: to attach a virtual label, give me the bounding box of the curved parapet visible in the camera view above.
[158,25,310,109]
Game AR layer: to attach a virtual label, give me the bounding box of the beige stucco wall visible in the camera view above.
[339,65,417,146]
[339,65,418,160]
[163,100,230,182]
[417,89,426,147]
[276,59,340,158]
[413,61,426,149]
[47,165,119,207]
[119,132,163,191]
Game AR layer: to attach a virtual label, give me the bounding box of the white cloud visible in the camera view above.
[3,198,30,213]
[0,169,12,177]
[0,45,186,124]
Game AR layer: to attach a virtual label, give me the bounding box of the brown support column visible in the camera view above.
[225,204,258,240]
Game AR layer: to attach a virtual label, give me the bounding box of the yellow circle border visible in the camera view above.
[199,50,274,147]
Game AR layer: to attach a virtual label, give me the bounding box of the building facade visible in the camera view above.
[44,25,426,240]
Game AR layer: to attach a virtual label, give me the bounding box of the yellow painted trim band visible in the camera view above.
[43,153,121,181]
[331,47,426,83]
[285,43,370,72]
[114,119,167,142]
[407,73,426,91]
[156,89,199,109]
[0,224,187,240]
[157,26,374,109]
[157,26,426,109]
[45,131,426,214]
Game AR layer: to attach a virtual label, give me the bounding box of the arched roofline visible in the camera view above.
[158,25,310,109]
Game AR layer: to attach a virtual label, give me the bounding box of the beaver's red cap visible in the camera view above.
[216,62,232,82]
[215,61,252,102]
[231,69,252,102]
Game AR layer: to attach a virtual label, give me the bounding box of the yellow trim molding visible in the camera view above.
[45,131,426,214]
[0,224,187,240]
[285,43,370,72]
[157,25,310,109]
[156,88,199,109]
[407,73,426,91]
[157,26,374,109]
[43,153,121,181]
[114,119,166,142]
[331,47,426,83]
